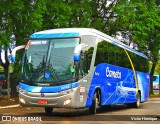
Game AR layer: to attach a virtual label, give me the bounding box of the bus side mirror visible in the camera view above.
[11,45,25,63]
[11,55,16,63]
[74,43,88,62]
[74,54,80,62]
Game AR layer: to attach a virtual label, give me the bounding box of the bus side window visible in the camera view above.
[87,47,94,70]
[95,41,109,66]
[80,47,94,75]
[80,52,87,75]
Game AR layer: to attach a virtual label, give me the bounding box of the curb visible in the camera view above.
[148,98,160,101]
[0,104,20,109]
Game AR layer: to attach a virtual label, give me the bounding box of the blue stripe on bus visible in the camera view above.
[19,82,78,93]
[30,32,80,38]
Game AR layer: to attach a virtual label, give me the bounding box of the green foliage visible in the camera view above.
[0,0,46,90]
[114,0,160,62]
[0,33,10,47]
[0,0,46,46]
[0,66,4,71]
[42,0,72,29]
[154,61,160,74]
[114,0,160,94]
[67,0,93,27]
[0,0,158,90]
[0,0,118,45]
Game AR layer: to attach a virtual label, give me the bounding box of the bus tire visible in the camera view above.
[89,92,99,114]
[133,92,141,108]
[127,93,141,108]
[45,107,53,115]
[127,103,133,108]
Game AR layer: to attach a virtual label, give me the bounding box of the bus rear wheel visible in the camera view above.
[89,92,99,114]
[45,107,53,115]
[127,93,141,108]
[133,93,141,108]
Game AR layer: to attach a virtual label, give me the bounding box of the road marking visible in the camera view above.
[0,104,20,109]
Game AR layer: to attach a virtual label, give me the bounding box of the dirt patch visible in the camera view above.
[0,96,19,106]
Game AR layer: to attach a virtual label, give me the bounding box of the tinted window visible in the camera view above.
[95,41,148,72]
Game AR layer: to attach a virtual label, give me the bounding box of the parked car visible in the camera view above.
[0,72,18,94]
[0,73,6,87]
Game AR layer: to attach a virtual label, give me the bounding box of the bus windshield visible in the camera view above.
[21,38,79,86]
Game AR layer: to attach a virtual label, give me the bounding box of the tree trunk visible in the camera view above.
[10,77,18,98]
[3,64,10,99]
[150,62,156,94]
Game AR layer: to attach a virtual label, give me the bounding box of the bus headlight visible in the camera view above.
[61,87,78,95]
[64,98,71,105]
[19,97,25,104]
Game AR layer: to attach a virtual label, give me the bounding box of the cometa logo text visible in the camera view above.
[106,67,121,79]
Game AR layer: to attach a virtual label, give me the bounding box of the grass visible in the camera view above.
[149,93,160,97]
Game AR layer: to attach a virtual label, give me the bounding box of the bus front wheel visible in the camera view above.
[89,92,99,114]
[45,107,53,115]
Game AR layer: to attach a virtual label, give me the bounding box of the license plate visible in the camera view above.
[38,100,48,104]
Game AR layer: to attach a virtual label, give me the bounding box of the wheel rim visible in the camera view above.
[96,97,99,107]
[94,93,99,113]
[137,94,140,107]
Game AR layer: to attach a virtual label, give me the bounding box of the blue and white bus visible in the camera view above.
[12,28,150,114]
[153,75,159,90]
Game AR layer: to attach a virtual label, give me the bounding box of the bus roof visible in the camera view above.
[30,28,148,59]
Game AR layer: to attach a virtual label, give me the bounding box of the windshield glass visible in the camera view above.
[21,38,79,86]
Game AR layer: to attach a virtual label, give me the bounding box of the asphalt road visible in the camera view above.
[0,100,160,124]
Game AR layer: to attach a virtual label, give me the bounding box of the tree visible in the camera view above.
[41,0,72,29]
[154,60,160,74]
[0,42,15,98]
[0,0,46,98]
[89,0,119,34]
[113,0,160,94]
[42,0,119,32]
[2,0,157,97]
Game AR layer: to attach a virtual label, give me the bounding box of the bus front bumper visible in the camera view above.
[18,88,87,108]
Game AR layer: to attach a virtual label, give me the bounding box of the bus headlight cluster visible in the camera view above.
[19,97,26,104]
[61,87,78,95]
[64,98,71,105]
